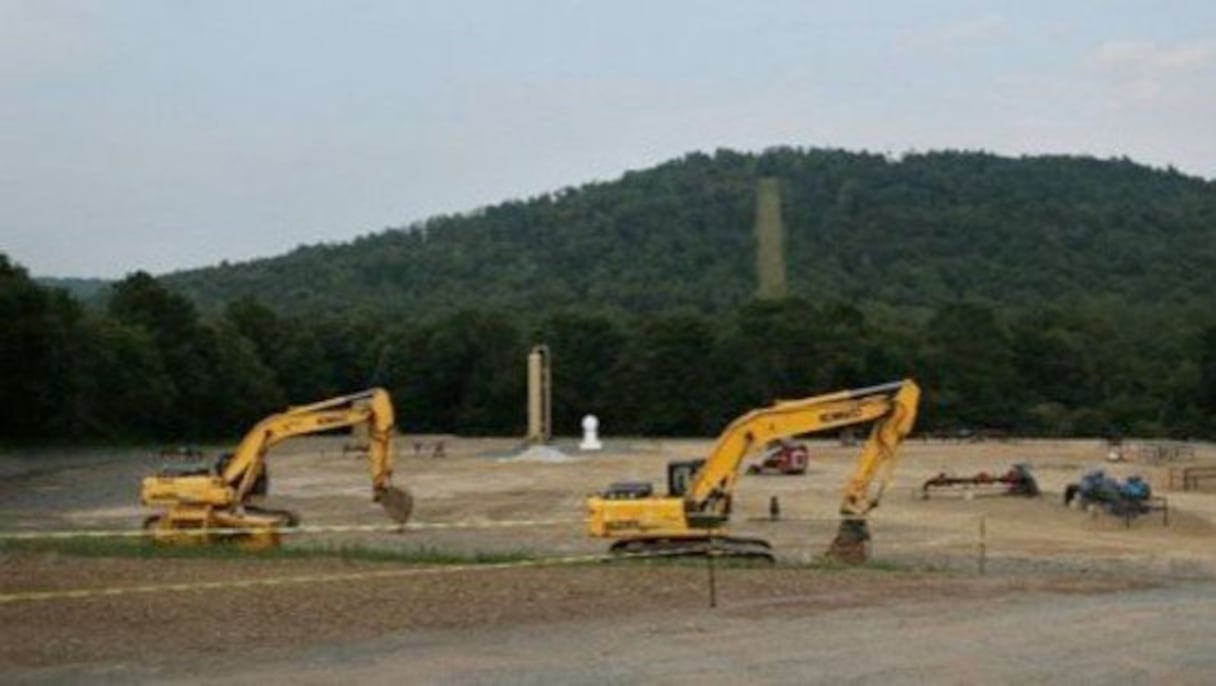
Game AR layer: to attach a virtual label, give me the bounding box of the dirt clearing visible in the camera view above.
[3,436,1216,683]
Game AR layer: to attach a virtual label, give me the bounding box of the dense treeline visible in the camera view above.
[4,254,1215,443]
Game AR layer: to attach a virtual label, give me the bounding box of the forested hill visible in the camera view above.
[164,148,1216,319]
[6,148,1216,443]
[34,277,109,301]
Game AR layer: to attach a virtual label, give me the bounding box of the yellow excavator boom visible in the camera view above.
[140,388,412,543]
[586,379,920,561]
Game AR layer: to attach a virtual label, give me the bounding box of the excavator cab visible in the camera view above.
[213,452,268,496]
[600,459,706,501]
[666,459,705,496]
[670,459,734,529]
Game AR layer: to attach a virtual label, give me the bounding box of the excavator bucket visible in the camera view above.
[377,486,414,525]
[824,518,870,565]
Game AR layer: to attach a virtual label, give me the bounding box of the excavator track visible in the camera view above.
[243,504,302,528]
[141,506,297,548]
[609,535,775,563]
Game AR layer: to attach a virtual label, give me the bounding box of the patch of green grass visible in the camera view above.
[1,537,188,559]
[0,537,534,565]
[0,538,945,575]
[279,543,535,565]
[602,556,773,569]
[794,556,913,573]
[590,552,922,572]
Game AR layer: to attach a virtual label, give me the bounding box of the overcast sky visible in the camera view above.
[3,1,1214,278]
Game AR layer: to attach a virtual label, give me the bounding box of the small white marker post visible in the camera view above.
[579,414,603,451]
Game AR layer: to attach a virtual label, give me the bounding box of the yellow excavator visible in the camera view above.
[140,388,413,546]
[587,379,920,563]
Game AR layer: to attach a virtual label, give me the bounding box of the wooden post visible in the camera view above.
[978,515,987,576]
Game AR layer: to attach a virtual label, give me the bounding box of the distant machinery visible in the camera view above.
[921,463,1040,499]
[745,439,809,475]
[1064,469,1168,526]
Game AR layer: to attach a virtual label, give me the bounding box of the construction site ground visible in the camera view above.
[3,436,1216,684]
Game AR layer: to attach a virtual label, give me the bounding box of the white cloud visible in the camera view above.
[906,13,1006,48]
[1088,38,1216,72]
[1082,37,1216,109]
[0,0,96,80]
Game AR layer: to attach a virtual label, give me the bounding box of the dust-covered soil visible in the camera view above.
[2,436,1216,684]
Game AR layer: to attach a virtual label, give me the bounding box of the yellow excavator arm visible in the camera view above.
[140,388,412,543]
[219,388,400,503]
[684,379,920,522]
[587,379,920,561]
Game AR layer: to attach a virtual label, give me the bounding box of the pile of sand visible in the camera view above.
[498,445,579,463]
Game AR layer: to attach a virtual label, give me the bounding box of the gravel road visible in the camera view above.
[4,551,1191,685]
[245,579,1216,686]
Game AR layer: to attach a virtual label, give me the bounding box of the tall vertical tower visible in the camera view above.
[754,177,788,300]
[526,344,552,444]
